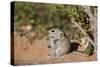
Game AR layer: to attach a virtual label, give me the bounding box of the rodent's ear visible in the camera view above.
[60,32,64,38]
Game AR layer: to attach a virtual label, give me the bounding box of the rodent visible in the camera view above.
[48,28,70,58]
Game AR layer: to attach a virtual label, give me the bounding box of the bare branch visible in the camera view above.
[81,6,97,23]
[71,18,96,51]
[81,6,97,51]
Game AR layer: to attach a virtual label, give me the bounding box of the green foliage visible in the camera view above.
[14,2,96,40]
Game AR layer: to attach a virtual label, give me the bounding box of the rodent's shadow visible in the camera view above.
[70,42,80,52]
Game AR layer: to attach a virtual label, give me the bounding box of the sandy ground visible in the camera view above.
[12,32,97,65]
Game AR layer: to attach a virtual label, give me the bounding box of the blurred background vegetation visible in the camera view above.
[14,1,97,41]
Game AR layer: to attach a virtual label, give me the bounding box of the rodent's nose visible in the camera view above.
[48,30,50,33]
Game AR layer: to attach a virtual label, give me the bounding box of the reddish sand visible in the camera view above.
[13,33,97,65]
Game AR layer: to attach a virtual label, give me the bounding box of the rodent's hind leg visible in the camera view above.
[55,48,67,58]
[48,49,56,58]
[55,49,62,58]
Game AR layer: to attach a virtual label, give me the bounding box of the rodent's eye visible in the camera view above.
[51,30,54,32]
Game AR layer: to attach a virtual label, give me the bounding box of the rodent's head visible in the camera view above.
[48,28,65,40]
